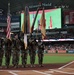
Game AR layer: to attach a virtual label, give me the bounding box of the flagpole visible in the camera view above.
[31,7,39,33]
[31,2,44,40]
[8,3,10,15]
[24,6,30,49]
[31,5,43,41]
[36,20,40,40]
[24,7,27,49]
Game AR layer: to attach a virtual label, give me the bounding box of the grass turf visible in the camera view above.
[2,54,74,66]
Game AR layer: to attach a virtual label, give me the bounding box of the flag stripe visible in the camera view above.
[6,15,11,39]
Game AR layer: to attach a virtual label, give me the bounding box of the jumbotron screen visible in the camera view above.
[21,8,61,30]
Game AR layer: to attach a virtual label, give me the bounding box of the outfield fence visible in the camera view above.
[47,50,74,54]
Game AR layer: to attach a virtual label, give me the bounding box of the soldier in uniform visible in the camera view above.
[28,37,37,67]
[5,38,12,68]
[38,38,44,67]
[12,34,20,68]
[0,38,4,68]
[20,38,28,68]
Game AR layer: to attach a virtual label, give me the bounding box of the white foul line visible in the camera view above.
[50,69,74,74]
[33,70,52,75]
[59,61,74,69]
[9,71,18,75]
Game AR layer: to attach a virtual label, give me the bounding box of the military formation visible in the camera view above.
[0,34,45,68]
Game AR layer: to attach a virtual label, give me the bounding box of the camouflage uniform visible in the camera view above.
[28,38,37,67]
[5,39,12,68]
[12,38,20,68]
[38,40,44,67]
[20,39,27,67]
[0,38,4,67]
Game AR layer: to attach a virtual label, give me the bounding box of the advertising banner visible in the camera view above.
[67,50,74,53]
[57,50,66,53]
[48,50,56,53]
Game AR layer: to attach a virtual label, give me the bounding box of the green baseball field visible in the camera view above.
[2,53,74,66]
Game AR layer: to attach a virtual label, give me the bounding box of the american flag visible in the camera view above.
[6,3,11,39]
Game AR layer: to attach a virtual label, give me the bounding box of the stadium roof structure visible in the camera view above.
[0,0,74,15]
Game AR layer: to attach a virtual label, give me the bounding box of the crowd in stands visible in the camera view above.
[48,43,74,51]
[47,33,74,39]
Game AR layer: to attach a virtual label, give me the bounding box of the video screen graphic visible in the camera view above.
[29,8,61,30]
[21,8,61,30]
